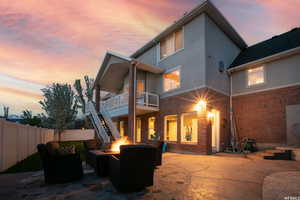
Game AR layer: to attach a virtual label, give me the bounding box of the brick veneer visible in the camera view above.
[232,84,300,144]
[113,87,230,154]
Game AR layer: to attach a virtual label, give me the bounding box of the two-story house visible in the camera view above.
[93,0,300,154]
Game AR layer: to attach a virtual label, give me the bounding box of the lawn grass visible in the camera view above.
[0,141,86,174]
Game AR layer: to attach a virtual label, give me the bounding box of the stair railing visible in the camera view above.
[86,101,111,144]
[100,104,120,140]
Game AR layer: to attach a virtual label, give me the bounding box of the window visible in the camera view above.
[148,117,157,140]
[136,119,141,142]
[137,80,144,95]
[181,113,198,144]
[120,121,125,138]
[160,28,183,60]
[247,66,265,86]
[164,69,180,92]
[164,115,178,142]
[123,80,144,94]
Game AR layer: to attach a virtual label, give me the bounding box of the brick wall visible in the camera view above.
[233,84,300,144]
[113,87,230,154]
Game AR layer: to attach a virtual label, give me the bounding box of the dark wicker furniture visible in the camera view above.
[109,144,157,192]
[37,143,83,184]
[86,150,119,177]
[145,140,163,166]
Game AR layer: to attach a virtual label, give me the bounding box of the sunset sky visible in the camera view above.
[0,0,299,116]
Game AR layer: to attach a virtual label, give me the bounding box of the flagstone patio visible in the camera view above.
[1,153,300,200]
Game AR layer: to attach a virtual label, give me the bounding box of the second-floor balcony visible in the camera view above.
[101,91,159,117]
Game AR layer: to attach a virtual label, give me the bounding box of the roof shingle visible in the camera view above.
[230,28,300,68]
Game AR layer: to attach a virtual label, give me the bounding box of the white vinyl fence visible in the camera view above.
[0,119,54,172]
[58,129,95,141]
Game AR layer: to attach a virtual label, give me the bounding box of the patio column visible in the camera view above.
[128,61,137,143]
[95,85,101,113]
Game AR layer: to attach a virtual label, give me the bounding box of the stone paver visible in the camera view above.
[263,171,300,200]
[0,153,300,200]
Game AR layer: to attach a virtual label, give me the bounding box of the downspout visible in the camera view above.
[229,70,235,151]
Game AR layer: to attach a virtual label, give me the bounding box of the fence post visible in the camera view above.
[0,119,4,171]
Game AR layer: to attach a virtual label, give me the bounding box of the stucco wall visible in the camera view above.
[232,54,300,95]
[136,46,157,66]
[135,14,207,97]
[205,15,241,95]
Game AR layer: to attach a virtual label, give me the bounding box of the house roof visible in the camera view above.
[130,0,247,58]
[229,28,300,70]
[94,51,164,92]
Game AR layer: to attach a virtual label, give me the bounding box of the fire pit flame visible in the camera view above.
[110,137,130,152]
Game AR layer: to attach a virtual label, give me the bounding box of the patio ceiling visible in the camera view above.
[94,51,164,93]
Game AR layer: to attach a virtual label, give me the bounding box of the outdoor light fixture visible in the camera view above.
[207,111,214,120]
[194,99,207,112]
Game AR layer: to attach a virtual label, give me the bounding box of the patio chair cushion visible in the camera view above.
[46,142,60,156]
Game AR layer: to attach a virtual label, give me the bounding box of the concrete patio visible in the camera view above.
[1,153,300,200]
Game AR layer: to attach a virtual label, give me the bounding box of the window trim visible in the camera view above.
[164,115,178,142]
[159,27,184,62]
[148,116,156,140]
[180,112,198,145]
[163,66,181,93]
[246,66,266,87]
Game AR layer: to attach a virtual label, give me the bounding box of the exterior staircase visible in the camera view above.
[86,101,120,146]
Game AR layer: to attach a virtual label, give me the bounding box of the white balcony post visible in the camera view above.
[128,62,137,143]
[146,92,149,107]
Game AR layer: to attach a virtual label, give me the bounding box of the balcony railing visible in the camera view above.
[101,92,159,111]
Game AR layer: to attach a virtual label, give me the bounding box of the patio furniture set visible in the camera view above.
[37,140,163,192]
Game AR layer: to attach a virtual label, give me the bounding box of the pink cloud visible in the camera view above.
[0,0,299,114]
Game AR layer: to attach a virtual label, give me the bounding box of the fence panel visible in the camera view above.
[0,119,54,172]
[59,129,95,141]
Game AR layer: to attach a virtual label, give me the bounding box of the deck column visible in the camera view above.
[128,62,137,143]
[95,85,101,112]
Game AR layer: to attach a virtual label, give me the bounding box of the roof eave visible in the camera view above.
[228,46,300,73]
[131,0,247,58]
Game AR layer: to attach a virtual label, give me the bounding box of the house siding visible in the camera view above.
[135,14,207,97]
[232,54,300,95]
[205,15,241,95]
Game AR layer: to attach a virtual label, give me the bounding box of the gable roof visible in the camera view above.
[229,28,300,69]
[131,0,247,58]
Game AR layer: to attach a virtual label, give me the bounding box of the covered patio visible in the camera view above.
[93,51,164,142]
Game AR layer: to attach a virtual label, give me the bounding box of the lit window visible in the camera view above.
[120,121,124,138]
[148,117,157,140]
[123,80,144,94]
[160,28,183,60]
[136,119,141,142]
[164,115,177,142]
[164,69,180,92]
[247,66,265,86]
[181,113,198,144]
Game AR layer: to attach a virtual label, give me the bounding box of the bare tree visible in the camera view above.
[73,75,94,114]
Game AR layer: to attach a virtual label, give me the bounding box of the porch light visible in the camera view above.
[207,111,214,120]
[194,99,207,113]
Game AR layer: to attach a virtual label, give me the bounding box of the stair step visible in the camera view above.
[264,149,285,154]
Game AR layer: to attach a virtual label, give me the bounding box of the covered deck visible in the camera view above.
[93,51,164,141]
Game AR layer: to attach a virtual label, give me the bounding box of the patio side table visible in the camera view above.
[88,150,119,177]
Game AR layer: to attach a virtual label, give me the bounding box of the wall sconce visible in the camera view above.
[207,111,214,120]
[194,99,207,113]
